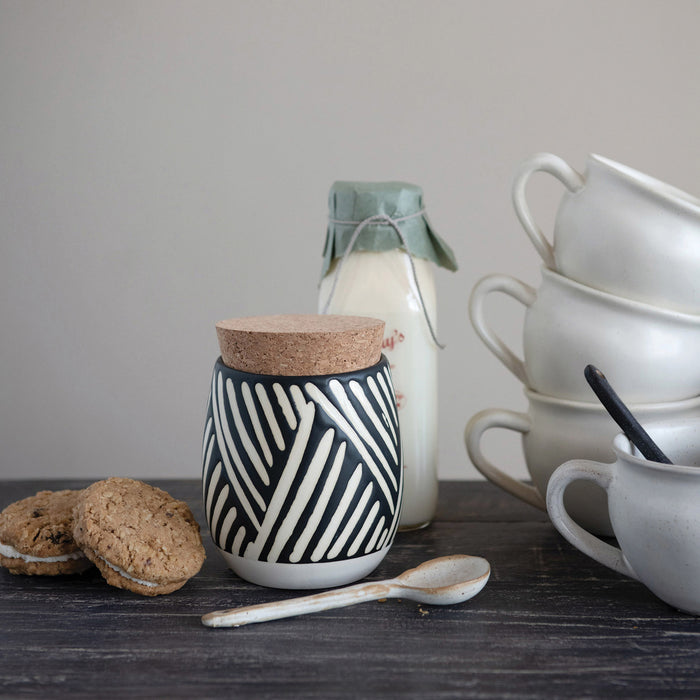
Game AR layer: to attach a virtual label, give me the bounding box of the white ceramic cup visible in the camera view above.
[547,420,700,615]
[512,152,700,313]
[464,391,700,536]
[469,267,700,403]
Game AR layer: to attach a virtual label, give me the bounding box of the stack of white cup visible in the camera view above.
[465,152,700,535]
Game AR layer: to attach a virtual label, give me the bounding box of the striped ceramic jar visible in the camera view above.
[202,354,403,588]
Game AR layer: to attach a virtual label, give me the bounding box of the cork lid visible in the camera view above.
[215,314,385,376]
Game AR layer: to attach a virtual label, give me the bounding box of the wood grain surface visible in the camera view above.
[1,479,699,699]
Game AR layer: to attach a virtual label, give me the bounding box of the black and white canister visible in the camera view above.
[202,354,403,589]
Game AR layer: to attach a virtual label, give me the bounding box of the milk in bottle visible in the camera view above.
[318,182,457,529]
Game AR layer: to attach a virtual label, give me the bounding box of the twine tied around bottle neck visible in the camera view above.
[321,210,445,349]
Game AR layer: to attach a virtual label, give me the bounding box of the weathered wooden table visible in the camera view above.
[2,479,699,698]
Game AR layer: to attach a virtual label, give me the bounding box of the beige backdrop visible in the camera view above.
[2,0,699,482]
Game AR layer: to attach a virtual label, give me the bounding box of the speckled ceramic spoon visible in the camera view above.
[201,554,491,628]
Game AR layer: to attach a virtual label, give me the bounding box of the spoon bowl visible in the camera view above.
[391,555,491,605]
[202,554,490,628]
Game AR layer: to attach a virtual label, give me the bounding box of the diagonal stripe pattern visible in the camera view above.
[202,357,402,565]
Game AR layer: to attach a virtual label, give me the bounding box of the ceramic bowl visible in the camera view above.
[470,267,700,403]
[465,389,700,536]
[513,152,700,313]
[548,419,700,615]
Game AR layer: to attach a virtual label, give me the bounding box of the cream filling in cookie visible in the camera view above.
[0,541,87,563]
[98,555,158,588]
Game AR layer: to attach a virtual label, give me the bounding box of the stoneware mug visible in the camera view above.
[547,420,700,615]
[469,267,700,403]
[512,152,700,313]
[465,391,700,536]
[202,354,403,589]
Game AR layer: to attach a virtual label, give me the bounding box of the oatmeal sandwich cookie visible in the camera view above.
[72,477,205,596]
[0,489,92,576]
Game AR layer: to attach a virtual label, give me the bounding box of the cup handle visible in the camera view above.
[468,273,535,385]
[511,152,585,269]
[546,459,638,580]
[464,408,545,510]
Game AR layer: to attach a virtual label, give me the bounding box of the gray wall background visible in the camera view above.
[2,0,699,482]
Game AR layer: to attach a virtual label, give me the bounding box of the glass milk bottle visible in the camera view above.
[318,181,457,530]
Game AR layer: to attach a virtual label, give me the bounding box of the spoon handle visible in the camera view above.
[584,365,672,464]
[202,580,393,628]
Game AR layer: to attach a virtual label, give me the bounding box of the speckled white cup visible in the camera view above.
[548,419,700,615]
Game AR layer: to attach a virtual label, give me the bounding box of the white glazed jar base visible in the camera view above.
[218,546,391,589]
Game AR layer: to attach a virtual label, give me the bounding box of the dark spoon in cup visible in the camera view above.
[584,364,672,464]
